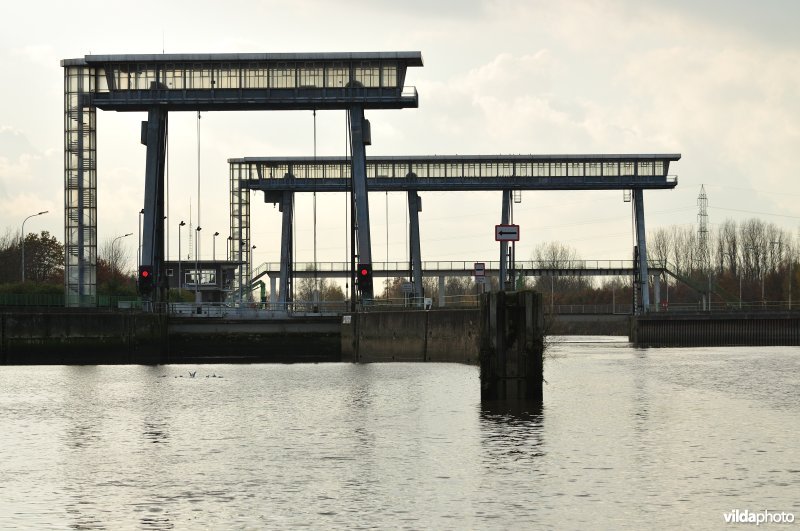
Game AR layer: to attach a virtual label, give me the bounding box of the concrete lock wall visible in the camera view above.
[632,313,800,347]
[167,318,341,363]
[341,310,480,364]
[1,312,165,364]
[1,312,341,364]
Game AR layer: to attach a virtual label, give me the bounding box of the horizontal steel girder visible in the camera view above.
[245,175,677,192]
[251,260,667,282]
[89,88,418,111]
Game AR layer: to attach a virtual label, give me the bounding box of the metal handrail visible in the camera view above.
[252,259,668,275]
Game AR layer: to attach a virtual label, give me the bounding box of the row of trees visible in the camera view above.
[281,217,798,308]
[649,218,796,280]
[0,230,63,291]
[649,218,798,305]
[0,230,136,295]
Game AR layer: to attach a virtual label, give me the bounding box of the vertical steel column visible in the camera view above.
[141,108,168,304]
[499,190,511,291]
[653,273,661,312]
[408,191,423,303]
[349,106,373,299]
[269,276,277,306]
[278,191,294,306]
[633,188,650,313]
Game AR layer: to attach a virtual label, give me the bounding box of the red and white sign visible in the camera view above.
[495,224,520,241]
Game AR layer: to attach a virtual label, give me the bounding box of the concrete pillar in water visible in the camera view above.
[480,290,544,401]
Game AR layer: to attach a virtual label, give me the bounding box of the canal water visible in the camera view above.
[1,337,798,529]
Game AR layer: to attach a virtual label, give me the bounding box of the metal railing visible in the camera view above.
[652,300,798,313]
[251,259,668,279]
[552,304,634,315]
[0,293,142,310]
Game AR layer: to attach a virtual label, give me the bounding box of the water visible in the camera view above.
[1,337,798,529]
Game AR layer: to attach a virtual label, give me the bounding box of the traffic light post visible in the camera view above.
[357,263,373,300]
[138,265,154,295]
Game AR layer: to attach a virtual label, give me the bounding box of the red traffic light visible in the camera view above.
[138,265,154,294]
[356,263,373,294]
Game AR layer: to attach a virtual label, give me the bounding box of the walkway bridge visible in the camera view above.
[249,259,669,308]
[230,154,680,314]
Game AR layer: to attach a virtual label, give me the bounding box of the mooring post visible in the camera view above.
[480,290,544,401]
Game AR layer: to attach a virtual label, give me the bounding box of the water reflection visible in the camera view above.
[143,420,170,444]
[479,401,545,464]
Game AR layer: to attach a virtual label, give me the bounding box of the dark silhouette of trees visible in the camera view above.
[0,230,63,285]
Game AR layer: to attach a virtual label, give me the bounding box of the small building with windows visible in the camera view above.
[162,260,241,303]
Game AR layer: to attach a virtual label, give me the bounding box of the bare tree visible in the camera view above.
[718,220,738,276]
[649,227,671,267]
[99,236,131,280]
[531,241,588,292]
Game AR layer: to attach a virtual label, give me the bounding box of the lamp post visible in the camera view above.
[21,210,48,283]
[250,245,257,303]
[178,221,185,293]
[137,209,144,273]
[238,240,244,304]
[213,231,219,261]
[226,236,232,261]
[111,233,133,282]
[771,240,791,309]
[739,255,743,310]
[195,226,202,303]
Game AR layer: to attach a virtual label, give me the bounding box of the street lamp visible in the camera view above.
[21,210,48,283]
[137,209,144,273]
[111,233,133,281]
[771,240,791,310]
[226,236,232,261]
[195,226,202,303]
[178,221,186,292]
[738,254,743,310]
[238,240,245,304]
[213,231,220,261]
[250,245,257,303]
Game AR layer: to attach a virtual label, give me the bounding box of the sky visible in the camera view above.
[1,0,799,271]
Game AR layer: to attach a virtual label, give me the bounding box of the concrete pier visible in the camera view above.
[632,312,800,347]
[479,291,544,402]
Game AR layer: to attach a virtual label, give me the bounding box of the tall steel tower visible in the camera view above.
[697,184,709,272]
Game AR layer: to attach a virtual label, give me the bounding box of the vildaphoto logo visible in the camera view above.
[723,509,795,525]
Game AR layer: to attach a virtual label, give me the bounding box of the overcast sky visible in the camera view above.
[2,0,799,270]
